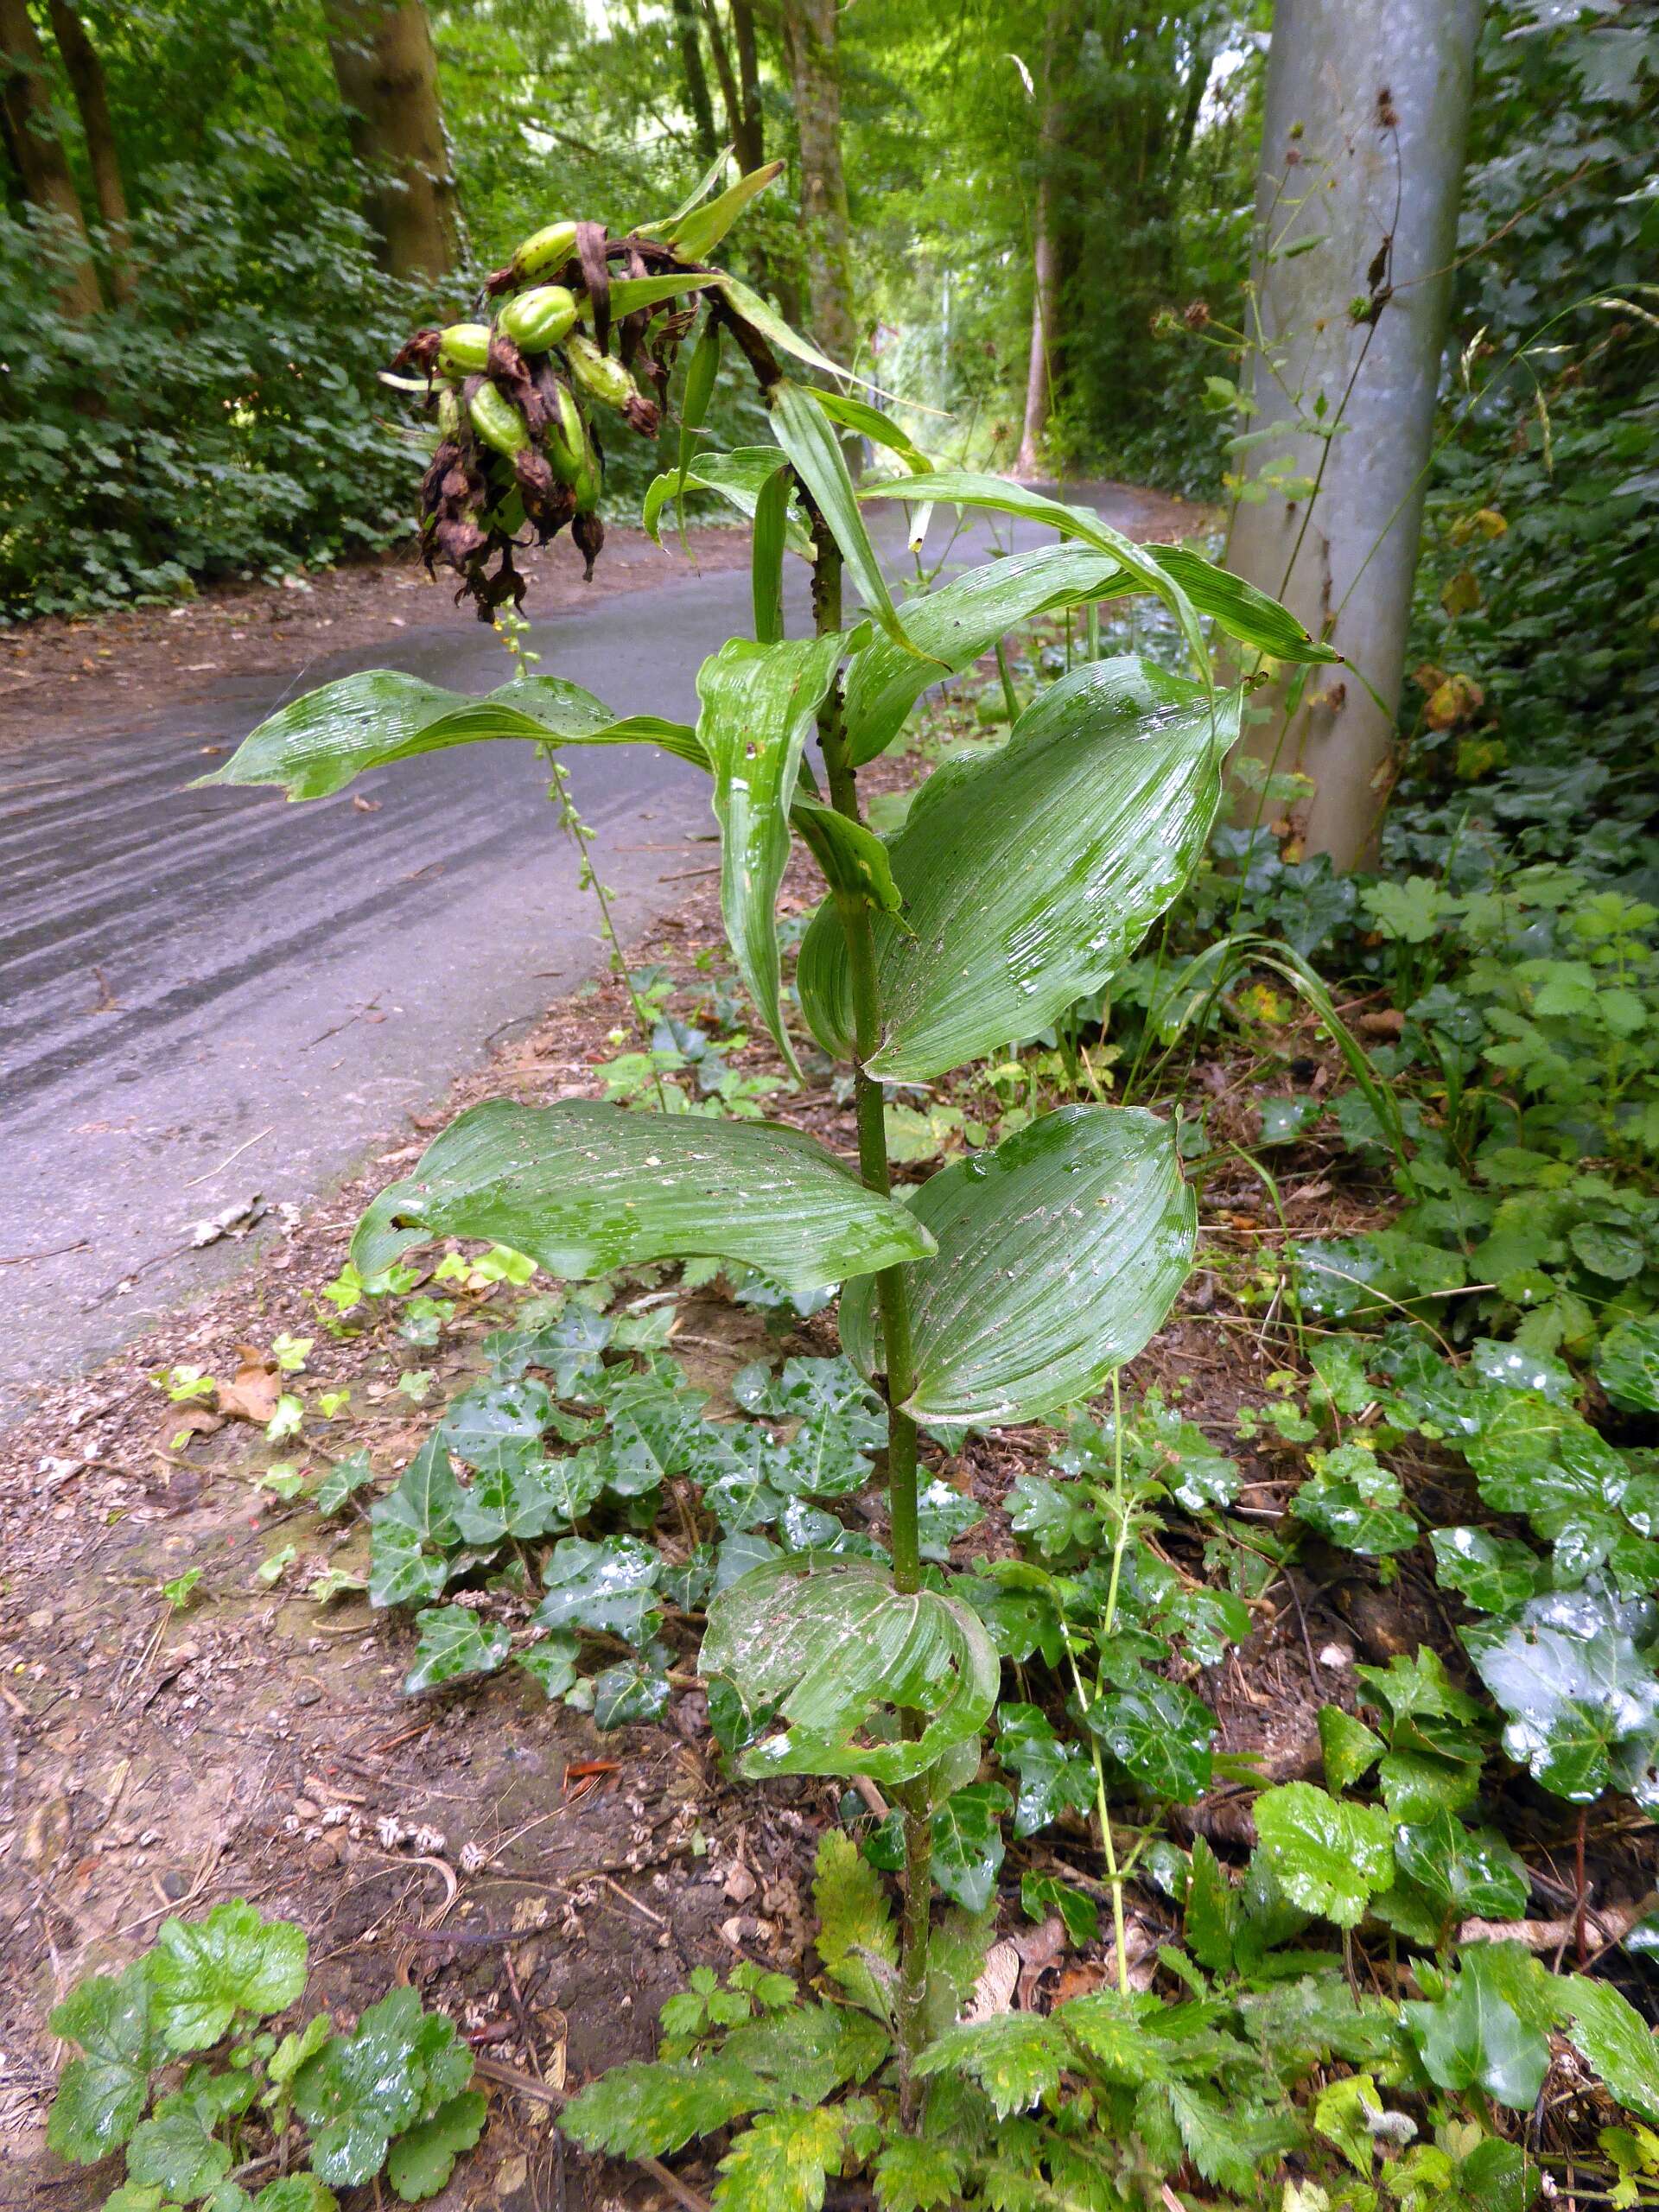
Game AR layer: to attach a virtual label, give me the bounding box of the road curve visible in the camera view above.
[0,485,1166,1418]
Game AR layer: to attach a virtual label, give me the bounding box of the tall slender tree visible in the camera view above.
[1226,0,1484,868]
[46,0,130,301]
[672,0,719,162]
[780,0,856,368]
[0,0,100,316]
[1016,11,1064,478]
[320,0,461,281]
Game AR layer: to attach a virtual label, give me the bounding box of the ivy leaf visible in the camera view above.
[1430,1527,1545,1615]
[915,1479,983,1561]
[294,1987,466,2187]
[534,1535,663,1645]
[996,1703,1096,1838]
[812,1831,898,2017]
[488,1306,612,1393]
[385,2088,488,2202]
[1292,1446,1418,1556]
[435,1380,553,1474]
[700,1554,1000,1786]
[368,1440,467,1609]
[149,1903,308,2052]
[315,1449,375,1517]
[1466,1591,1659,1804]
[592,1656,672,1729]
[1251,1784,1394,1929]
[560,2057,772,2158]
[1393,1811,1529,1923]
[126,2106,233,2199]
[1318,1705,1383,1794]
[46,1961,159,2162]
[914,2014,1067,2118]
[928,1783,1011,1912]
[1563,1975,1659,2126]
[1086,1672,1216,1802]
[734,1357,887,1499]
[518,1631,581,1700]
[715,2106,846,2211]
[454,1460,568,1547]
[404,1607,511,1694]
[1402,1941,1558,2109]
[872,2136,964,2212]
[1007,1476,1097,1560]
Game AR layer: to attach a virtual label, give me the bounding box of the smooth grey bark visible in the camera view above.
[1226,0,1484,868]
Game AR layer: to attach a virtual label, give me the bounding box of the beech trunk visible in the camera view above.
[46,0,130,302]
[321,0,460,282]
[1225,0,1483,868]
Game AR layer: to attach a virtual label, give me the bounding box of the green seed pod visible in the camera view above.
[437,322,493,375]
[498,285,579,353]
[468,383,530,460]
[512,219,579,278]
[574,442,601,514]
[542,382,588,487]
[564,329,639,415]
[487,483,527,536]
[435,385,463,442]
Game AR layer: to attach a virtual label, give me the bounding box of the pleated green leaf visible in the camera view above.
[700,1553,1000,1784]
[861,470,1210,677]
[840,1105,1195,1426]
[197,670,703,801]
[667,159,785,258]
[697,632,848,1074]
[799,658,1238,1081]
[768,380,930,660]
[352,1098,933,1294]
[860,473,1339,668]
[842,542,1127,764]
[790,795,902,915]
[709,272,886,395]
[642,446,815,558]
[751,462,791,643]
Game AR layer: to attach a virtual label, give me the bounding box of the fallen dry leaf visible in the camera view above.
[218,1360,281,1425]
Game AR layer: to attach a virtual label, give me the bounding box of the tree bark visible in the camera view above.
[1016,14,1063,479]
[673,0,719,162]
[320,0,460,282]
[699,0,742,162]
[46,0,130,302]
[0,0,99,316]
[732,0,765,174]
[780,0,856,369]
[1225,0,1483,869]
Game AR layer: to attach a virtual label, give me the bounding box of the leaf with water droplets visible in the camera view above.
[353,1099,934,1296]
[841,1106,1194,1427]
[196,669,704,801]
[698,632,849,1076]
[700,1554,999,1785]
[798,660,1238,1081]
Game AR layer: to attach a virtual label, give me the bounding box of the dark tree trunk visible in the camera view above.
[672,0,718,161]
[46,0,130,302]
[0,0,100,316]
[780,0,855,368]
[732,0,764,172]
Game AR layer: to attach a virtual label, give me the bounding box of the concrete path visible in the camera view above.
[0,485,1164,1418]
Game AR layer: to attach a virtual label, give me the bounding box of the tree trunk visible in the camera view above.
[780,0,856,369]
[673,0,719,162]
[0,0,99,316]
[320,0,460,282]
[1016,15,1063,479]
[732,0,765,174]
[46,0,130,302]
[699,0,743,163]
[1225,0,1483,869]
